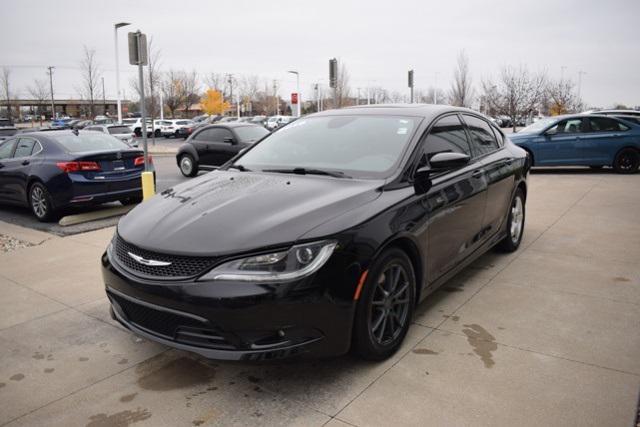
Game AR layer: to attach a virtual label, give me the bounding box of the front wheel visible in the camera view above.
[613,148,639,174]
[29,182,57,222]
[496,188,526,252]
[179,154,198,177]
[353,247,416,360]
[154,129,161,137]
[119,195,143,205]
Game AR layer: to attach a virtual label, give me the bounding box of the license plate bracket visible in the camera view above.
[112,160,125,171]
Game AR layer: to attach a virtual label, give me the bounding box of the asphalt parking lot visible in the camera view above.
[0,169,638,426]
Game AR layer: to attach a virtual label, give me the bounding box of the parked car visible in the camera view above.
[249,115,267,127]
[84,124,138,147]
[176,123,269,176]
[218,116,238,123]
[103,105,529,361]
[51,117,74,129]
[0,126,18,142]
[173,120,196,139]
[265,115,294,130]
[121,118,153,137]
[0,130,152,221]
[0,118,13,127]
[192,114,210,123]
[72,120,93,130]
[509,114,640,173]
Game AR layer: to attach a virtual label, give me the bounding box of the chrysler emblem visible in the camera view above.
[127,252,172,267]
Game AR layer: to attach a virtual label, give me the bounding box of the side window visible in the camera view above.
[491,126,505,147]
[215,129,234,143]
[463,115,499,156]
[0,139,17,159]
[588,117,629,132]
[193,129,215,141]
[13,138,36,158]
[546,118,583,135]
[419,115,471,168]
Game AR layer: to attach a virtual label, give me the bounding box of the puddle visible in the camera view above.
[462,324,497,368]
[137,357,215,391]
[613,276,630,283]
[118,358,128,365]
[86,408,151,427]
[0,382,5,388]
[44,368,55,374]
[79,357,89,362]
[412,348,439,355]
[119,393,137,403]
[10,373,25,381]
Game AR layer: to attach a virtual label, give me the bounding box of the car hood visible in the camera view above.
[117,170,383,256]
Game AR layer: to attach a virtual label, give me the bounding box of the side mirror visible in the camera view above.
[413,152,470,195]
[429,152,470,170]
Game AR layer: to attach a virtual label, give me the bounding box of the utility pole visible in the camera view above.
[329,58,338,108]
[315,83,320,112]
[227,74,234,106]
[577,70,586,100]
[272,80,278,115]
[101,77,106,115]
[408,70,414,103]
[159,89,164,120]
[114,22,130,123]
[47,66,55,119]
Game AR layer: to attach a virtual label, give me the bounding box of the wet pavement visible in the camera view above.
[0,169,639,426]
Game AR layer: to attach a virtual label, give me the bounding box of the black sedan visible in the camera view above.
[0,130,150,221]
[176,123,270,177]
[103,105,529,361]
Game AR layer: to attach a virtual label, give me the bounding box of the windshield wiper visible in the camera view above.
[228,164,251,172]
[262,167,350,178]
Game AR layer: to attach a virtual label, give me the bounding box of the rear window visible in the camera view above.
[234,126,270,142]
[122,119,137,125]
[51,133,130,152]
[108,126,132,134]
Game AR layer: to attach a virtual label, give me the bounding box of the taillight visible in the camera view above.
[134,155,152,166]
[56,161,101,173]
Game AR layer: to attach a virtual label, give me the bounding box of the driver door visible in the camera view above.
[537,118,585,165]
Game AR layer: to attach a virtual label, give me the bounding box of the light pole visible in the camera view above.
[288,70,300,117]
[101,77,106,114]
[47,66,55,119]
[114,22,130,123]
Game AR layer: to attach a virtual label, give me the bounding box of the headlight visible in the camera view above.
[198,240,337,282]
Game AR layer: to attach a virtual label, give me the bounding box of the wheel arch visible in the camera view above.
[373,234,424,305]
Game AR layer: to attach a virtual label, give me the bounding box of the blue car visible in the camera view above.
[509,114,640,173]
[0,130,151,221]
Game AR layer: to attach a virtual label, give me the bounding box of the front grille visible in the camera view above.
[109,292,203,338]
[113,235,218,279]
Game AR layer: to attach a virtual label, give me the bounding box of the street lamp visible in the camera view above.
[288,70,300,117]
[114,22,130,123]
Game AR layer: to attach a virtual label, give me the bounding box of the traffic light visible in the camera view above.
[408,69,414,88]
[329,58,338,88]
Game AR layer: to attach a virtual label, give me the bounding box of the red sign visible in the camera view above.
[291,93,298,104]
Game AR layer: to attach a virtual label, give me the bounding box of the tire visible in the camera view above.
[134,128,142,137]
[175,130,180,139]
[179,154,198,177]
[29,182,57,222]
[613,148,639,174]
[154,129,161,137]
[353,247,416,361]
[119,195,143,205]
[496,188,526,252]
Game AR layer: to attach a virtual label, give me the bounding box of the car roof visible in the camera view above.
[314,104,475,120]
[201,122,262,130]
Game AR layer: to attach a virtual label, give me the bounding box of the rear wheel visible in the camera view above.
[353,247,415,360]
[154,129,161,137]
[29,182,57,222]
[496,188,525,252]
[179,154,198,177]
[613,148,639,174]
[134,128,142,137]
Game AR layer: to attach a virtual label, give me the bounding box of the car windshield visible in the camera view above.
[234,126,270,143]
[236,115,420,178]
[108,126,132,134]
[51,132,131,152]
[519,117,557,133]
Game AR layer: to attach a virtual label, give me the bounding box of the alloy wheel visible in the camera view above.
[180,156,193,175]
[510,196,524,244]
[31,186,47,218]
[369,264,411,345]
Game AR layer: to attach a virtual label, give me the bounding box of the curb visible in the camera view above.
[58,205,136,227]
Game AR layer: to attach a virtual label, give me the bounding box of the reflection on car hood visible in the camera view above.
[117,170,383,256]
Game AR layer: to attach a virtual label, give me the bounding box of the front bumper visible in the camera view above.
[101,250,356,360]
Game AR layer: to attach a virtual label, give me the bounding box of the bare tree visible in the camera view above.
[162,70,184,118]
[78,46,101,118]
[546,78,581,115]
[204,72,225,92]
[1,67,12,119]
[482,65,547,131]
[180,70,200,116]
[415,87,446,104]
[334,63,351,108]
[448,50,474,107]
[27,78,50,121]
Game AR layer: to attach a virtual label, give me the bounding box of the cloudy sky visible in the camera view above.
[2,0,639,108]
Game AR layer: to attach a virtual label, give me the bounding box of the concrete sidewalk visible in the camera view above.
[0,171,638,426]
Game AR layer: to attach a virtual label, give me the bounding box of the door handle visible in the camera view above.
[471,169,485,179]
[22,160,30,166]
